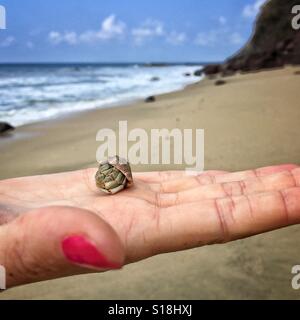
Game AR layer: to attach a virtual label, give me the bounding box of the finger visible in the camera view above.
[149,187,300,255]
[159,164,299,193]
[158,169,300,206]
[0,206,125,288]
[134,170,228,183]
[132,165,299,204]
[0,168,100,202]
[138,171,227,194]
[214,164,299,184]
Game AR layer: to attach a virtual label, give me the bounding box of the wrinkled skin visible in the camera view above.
[0,163,300,287]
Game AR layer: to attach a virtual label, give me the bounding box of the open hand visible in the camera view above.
[0,163,299,288]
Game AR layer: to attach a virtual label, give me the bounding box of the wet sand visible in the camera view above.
[1,67,300,299]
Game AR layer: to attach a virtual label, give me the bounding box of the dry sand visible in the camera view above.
[1,67,300,299]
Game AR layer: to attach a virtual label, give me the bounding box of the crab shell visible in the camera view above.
[95,156,133,194]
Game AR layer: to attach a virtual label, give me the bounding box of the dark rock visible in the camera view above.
[294,71,300,75]
[215,80,226,86]
[184,72,191,77]
[145,96,156,103]
[286,41,295,52]
[150,77,160,82]
[193,69,203,77]
[202,64,221,75]
[0,122,14,134]
[223,0,300,73]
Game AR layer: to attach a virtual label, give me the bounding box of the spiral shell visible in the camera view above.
[95,156,133,194]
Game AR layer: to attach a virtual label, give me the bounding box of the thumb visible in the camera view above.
[0,206,125,288]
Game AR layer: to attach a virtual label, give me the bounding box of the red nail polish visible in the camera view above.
[62,235,121,270]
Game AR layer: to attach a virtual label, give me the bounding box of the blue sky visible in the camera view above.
[0,0,265,63]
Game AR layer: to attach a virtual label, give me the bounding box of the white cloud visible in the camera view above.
[26,41,34,49]
[195,28,244,47]
[0,36,15,47]
[132,20,188,46]
[64,32,78,45]
[219,16,227,26]
[48,31,64,45]
[242,0,266,18]
[48,31,81,45]
[48,14,126,45]
[46,15,189,48]
[193,13,245,48]
[166,31,186,45]
[195,30,219,46]
[98,14,126,39]
[229,32,244,45]
[47,15,188,47]
[132,19,164,44]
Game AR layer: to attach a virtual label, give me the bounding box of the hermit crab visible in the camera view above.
[95,156,133,194]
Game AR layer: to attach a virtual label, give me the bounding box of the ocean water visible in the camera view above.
[0,64,202,126]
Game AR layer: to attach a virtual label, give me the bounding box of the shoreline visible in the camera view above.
[1,66,300,180]
[0,80,202,150]
[18,78,202,131]
[0,64,202,128]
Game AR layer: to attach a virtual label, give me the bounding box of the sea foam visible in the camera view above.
[0,64,203,126]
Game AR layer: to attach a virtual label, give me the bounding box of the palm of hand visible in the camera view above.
[1,164,300,264]
[2,168,162,262]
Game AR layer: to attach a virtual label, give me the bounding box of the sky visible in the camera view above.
[0,0,266,63]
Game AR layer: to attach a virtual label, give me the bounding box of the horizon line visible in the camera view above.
[0,61,217,65]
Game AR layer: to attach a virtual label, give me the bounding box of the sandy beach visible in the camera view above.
[1,66,300,299]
